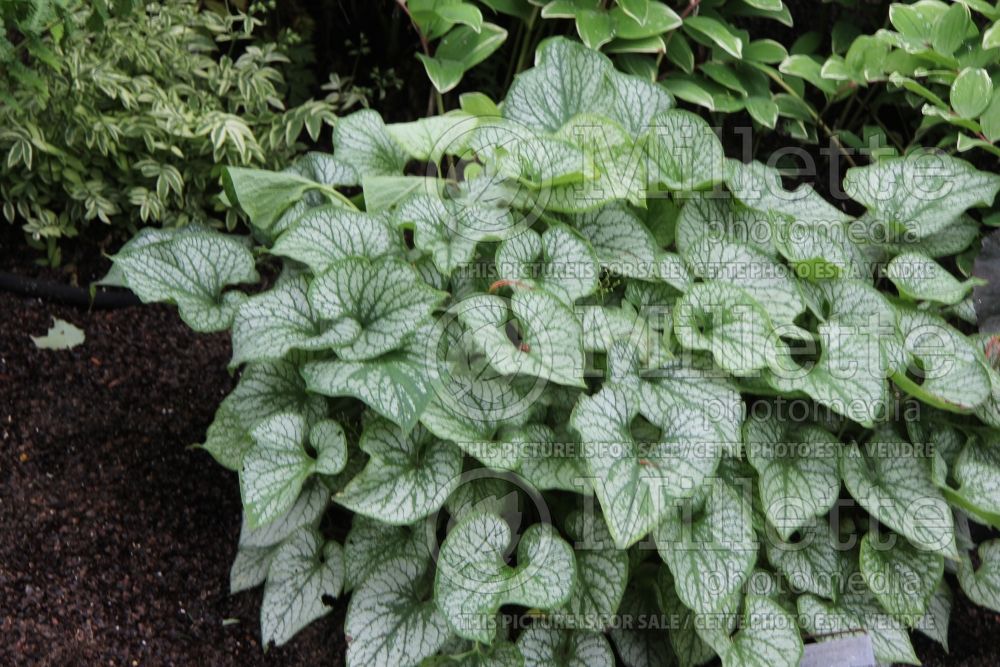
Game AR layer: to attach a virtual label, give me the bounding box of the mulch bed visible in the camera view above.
[0,289,345,666]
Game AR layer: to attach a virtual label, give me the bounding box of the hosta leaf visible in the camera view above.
[644,109,725,191]
[309,256,447,360]
[455,291,586,387]
[656,479,757,614]
[744,413,841,540]
[516,627,613,667]
[843,153,1000,239]
[719,595,803,667]
[887,252,984,305]
[767,321,888,427]
[230,277,361,367]
[434,513,576,644]
[240,413,347,528]
[201,360,327,470]
[797,592,919,664]
[111,231,257,332]
[550,512,629,630]
[301,325,437,430]
[336,418,462,524]
[957,539,1000,612]
[343,516,433,592]
[893,307,990,413]
[270,207,399,274]
[333,109,408,178]
[841,439,957,558]
[345,556,451,667]
[495,224,599,304]
[673,281,772,376]
[261,527,344,646]
[766,517,850,601]
[859,532,943,621]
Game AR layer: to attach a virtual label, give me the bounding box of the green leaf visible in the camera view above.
[333,109,408,178]
[893,307,991,413]
[201,361,327,471]
[271,207,399,274]
[673,281,772,377]
[223,168,345,232]
[887,252,985,305]
[840,438,957,558]
[343,516,433,592]
[503,37,670,134]
[261,527,344,646]
[336,418,462,524]
[231,480,329,593]
[951,67,993,119]
[656,479,757,614]
[230,277,361,367]
[766,517,851,601]
[309,256,447,361]
[949,436,1000,518]
[720,595,803,667]
[957,539,1000,612]
[797,591,919,664]
[643,109,725,191]
[454,291,587,387]
[916,580,952,650]
[653,568,716,667]
[111,231,257,332]
[611,2,681,39]
[609,567,674,667]
[549,512,629,630]
[301,325,437,430]
[396,192,516,276]
[682,236,806,326]
[571,379,717,549]
[418,24,508,93]
[517,627,613,667]
[744,413,841,540]
[240,413,347,528]
[766,321,889,427]
[683,16,743,58]
[933,1,972,56]
[495,224,599,303]
[345,556,451,667]
[860,532,944,621]
[843,153,1000,239]
[434,513,577,644]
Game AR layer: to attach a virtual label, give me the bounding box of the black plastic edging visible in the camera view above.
[0,271,141,309]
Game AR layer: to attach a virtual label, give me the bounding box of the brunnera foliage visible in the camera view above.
[110,37,1000,667]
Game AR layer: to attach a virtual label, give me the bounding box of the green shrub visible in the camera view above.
[0,0,340,264]
[820,0,1000,156]
[109,36,1000,667]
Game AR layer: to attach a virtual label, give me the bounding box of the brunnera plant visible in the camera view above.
[108,37,1000,667]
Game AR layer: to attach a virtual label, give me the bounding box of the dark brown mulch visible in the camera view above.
[0,291,346,666]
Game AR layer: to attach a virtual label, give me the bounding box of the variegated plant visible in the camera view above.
[109,37,1000,667]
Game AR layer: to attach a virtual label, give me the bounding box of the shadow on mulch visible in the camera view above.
[0,291,346,666]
